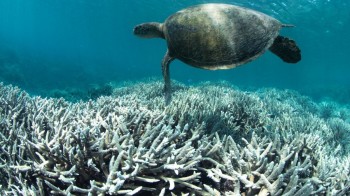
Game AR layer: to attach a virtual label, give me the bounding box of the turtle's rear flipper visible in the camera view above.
[269,35,301,63]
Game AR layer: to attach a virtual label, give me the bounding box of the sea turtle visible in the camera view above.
[134,3,301,104]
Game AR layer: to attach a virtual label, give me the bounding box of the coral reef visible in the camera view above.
[43,83,114,102]
[0,80,350,195]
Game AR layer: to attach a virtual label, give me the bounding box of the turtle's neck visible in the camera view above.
[149,22,164,39]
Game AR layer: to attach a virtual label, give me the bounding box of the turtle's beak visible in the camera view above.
[133,24,149,37]
[133,25,142,35]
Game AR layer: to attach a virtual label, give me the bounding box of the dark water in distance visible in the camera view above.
[0,0,349,103]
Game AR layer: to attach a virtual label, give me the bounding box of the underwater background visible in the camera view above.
[1,1,350,194]
[0,0,349,103]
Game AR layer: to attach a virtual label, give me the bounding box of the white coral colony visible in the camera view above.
[0,81,349,195]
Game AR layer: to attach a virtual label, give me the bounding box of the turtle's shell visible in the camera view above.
[163,4,282,70]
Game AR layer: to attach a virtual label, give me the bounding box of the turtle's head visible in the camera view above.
[133,22,164,39]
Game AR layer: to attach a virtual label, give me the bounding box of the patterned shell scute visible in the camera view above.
[164,4,282,70]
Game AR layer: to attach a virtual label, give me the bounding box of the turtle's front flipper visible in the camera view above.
[269,36,301,63]
[162,50,174,105]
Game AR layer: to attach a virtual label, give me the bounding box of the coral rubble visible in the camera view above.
[0,80,349,195]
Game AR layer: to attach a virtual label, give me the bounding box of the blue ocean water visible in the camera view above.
[0,0,349,103]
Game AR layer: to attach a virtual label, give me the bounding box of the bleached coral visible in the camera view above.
[0,84,211,195]
[0,80,349,195]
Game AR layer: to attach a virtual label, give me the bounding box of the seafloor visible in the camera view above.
[0,79,349,195]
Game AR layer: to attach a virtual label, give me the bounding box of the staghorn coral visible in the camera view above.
[0,84,212,195]
[209,132,350,195]
[0,80,350,195]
